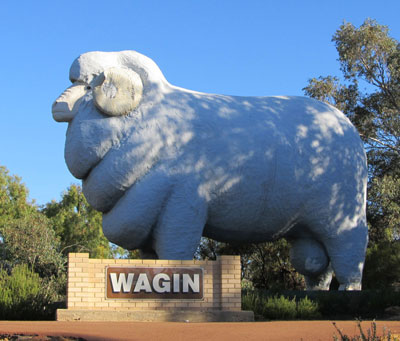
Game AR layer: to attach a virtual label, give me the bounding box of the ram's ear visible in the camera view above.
[92,67,143,116]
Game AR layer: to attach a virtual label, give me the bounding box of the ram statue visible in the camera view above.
[52,50,368,290]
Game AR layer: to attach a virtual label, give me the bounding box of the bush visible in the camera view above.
[263,295,297,320]
[242,291,262,316]
[297,296,321,320]
[243,289,400,320]
[242,291,265,318]
[0,264,55,320]
[242,291,321,320]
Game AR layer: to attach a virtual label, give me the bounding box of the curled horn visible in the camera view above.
[92,67,143,116]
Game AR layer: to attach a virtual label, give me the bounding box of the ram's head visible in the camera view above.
[52,51,168,213]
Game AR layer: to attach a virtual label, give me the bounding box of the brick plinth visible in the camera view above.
[57,253,253,322]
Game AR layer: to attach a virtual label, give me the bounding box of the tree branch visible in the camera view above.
[361,134,400,154]
[60,242,89,254]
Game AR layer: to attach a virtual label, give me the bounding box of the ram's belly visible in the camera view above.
[204,213,294,244]
[203,178,303,244]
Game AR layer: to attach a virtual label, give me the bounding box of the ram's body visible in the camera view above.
[53,51,368,290]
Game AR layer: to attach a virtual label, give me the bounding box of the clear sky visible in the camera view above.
[0,0,399,206]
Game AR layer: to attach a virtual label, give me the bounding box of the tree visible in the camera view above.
[0,213,66,301]
[0,166,36,229]
[43,184,113,258]
[0,166,66,303]
[0,166,63,276]
[303,19,400,288]
[1,214,64,277]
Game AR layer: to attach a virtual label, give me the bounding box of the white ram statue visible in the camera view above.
[52,51,368,290]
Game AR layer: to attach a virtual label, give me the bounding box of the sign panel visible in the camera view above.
[106,267,203,299]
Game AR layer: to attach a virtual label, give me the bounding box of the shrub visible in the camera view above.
[243,290,322,320]
[243,289,400,320]
[0,264,54,320]
[263,295,297,320]
[242,290,266,318]
[297,296,321,319]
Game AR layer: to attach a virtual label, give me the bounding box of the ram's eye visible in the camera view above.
[86,85,92,90]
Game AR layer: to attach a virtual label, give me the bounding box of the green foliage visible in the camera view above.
[246,240,305,290]
[368,176,400,243]
[43,184,112,258]
[1,213,65,276]
[303,75,357,113]
[243,289,400,320]
[242,291,320,320]
[242,290,265,318]
[0,166,36,229]
[263,295,297,320]
[1,213,67,302]
[362,241,400,289]
[296,296,321,320]
[0,166,67,319]
[0,264,54,320]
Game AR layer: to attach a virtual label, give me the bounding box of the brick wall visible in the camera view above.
[66,253,242,311]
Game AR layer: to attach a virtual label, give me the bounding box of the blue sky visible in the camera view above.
[1,0,399,206]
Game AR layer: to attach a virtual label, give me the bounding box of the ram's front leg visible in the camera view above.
[153,185,208,260]
[102,170,171,251]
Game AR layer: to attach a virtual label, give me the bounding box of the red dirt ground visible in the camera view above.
[0,321,400,341]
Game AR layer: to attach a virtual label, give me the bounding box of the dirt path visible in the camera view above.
[1,321,400,341]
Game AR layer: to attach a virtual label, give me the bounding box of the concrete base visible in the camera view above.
[56,309,254,322]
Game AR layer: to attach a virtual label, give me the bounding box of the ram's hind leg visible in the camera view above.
[303,176,368,290]
[322,223,368,290]
[306,211,368,290]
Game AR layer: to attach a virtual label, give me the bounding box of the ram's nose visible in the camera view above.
[52,101,75,122]
[52,84,87,122]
